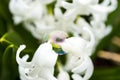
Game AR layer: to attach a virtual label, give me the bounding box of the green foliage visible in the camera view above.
[0,31,24,80]
[0,32,23,47]
[0,45,19,80]
[90,67,120,80]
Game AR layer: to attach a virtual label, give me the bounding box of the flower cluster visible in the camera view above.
[16,30,94,80]
[9,0,117,80]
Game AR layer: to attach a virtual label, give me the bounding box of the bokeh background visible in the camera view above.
[0,0,120,80]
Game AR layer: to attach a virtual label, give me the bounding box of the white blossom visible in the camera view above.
[24,15,56,39]
[9,0,118,80]
[60,36,94,80]
[16,42,58,80]
[9,0,54,24]
[76,17,112,44]
[60,0,117,21]
[16,29,95,80]
[9,0,117,40]
[56,27,95,80]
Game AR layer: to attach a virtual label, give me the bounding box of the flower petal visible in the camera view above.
[57,70,70,80]
[71,57,89,74]
[60,37,88,56]
[32,42,58,67]
[72,74,83,80]
[16,45,32,68]
[83,58,94,80]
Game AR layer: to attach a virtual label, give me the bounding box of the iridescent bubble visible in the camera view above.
[49,31,68,44]
[49,31,68,55]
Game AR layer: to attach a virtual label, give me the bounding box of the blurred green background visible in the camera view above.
[0,0,120,80]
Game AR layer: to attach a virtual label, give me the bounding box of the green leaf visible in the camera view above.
[0,42,5,72]
[90,67,120,80]
[0,17,8,37]
[12,24,39,50]
[0,32,24,47]
[0,45,19,80]
[0,0,13,23]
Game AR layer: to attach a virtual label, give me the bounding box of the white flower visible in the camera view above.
[71,56,94,80]
[16,30,95,80]
[24,15,56,39]
[54,7,76,33]
[60,0,117,21]
[59,0,98,15]
[90,20,112,41]
[76,17,112,43]
[57,28,95,80]
[90,0,117,22]
[61,27,95,56]
[9,0,117,41]
[16,42,58,80]
[10,0,118,80]
[9,0,54,24]
[47,29,94,80]
[60,37,94,80]
[60,36,94,80]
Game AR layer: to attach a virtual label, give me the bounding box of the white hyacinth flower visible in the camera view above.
[9,0,118,80]
[60,27,95,56]
[16,42,58,80]
[9,0,43,24]
[48,29,94,80]
[16,30,95,80]
[90,20,112,41]
[24,15,56,39]
[9,0,117,41]
[9,0,54,24]
[61,0,117,21]
[76,17,112,44]
[58,28,94,80]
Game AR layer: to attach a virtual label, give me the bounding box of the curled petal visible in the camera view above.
[54,7,63,19]
[17,43,58,80]
[83,27,95,56]
[83,58,94,80]
[72,57,94,80]
[90,0,117,14]
[61,1,73,9]
[72,74,83,80]
[72,57,89,74]
[101,0,110,6]
[16,45,32,68]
